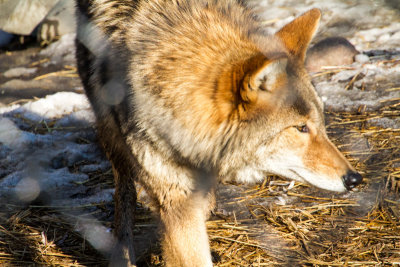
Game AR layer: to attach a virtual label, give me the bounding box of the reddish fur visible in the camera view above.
[75,2,360,266]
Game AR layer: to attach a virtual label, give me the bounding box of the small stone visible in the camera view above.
[305,37,358,72]
[355,54,370,64]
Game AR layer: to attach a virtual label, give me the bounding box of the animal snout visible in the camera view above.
[342,171,363,190]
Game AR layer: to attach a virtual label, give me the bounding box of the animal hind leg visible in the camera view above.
[110,164,137,267]
[97,119,138,267]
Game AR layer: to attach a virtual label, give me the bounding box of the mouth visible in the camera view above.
[287,168,348,192]
[287,168,307,183]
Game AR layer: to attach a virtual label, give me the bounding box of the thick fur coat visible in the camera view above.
[75,1,362,266]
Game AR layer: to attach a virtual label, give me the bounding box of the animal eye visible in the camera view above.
[296,124,309,133]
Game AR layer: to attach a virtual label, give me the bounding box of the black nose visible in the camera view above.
[342,171,363,190]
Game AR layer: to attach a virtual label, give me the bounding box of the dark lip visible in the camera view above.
[342,177,354,191]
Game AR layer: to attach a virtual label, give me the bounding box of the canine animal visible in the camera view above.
[75,1,363,266]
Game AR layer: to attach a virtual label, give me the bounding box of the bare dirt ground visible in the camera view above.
[0,0,399,266]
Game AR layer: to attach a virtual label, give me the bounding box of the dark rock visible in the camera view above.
[305,37,358,72]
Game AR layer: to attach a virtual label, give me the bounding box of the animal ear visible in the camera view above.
[275,8,321,62]
[240,57,288,103]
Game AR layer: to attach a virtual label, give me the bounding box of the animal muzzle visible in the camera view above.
[342,171,363,190]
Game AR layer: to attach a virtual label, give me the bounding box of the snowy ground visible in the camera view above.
[0,0,399,265]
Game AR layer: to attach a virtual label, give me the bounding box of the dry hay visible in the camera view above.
[0,71,399,266]
[206,91,400,266]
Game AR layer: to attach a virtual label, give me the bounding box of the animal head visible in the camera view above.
[219,9,362,192]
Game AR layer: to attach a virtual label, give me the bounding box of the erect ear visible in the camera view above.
[240,57,288,103]
[275,8,321,62]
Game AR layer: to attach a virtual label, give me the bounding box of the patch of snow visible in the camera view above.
[3,67,38,78]
[352,22,400,50]
[316,81,398,112]
[0,117,29,148]
[315,52,400,113]
[331,70,360,83]
[55,109,96,127]
[40,33,77,64]
[0,91,111,208]
[79,162,112,173]
[3,92,92,121]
